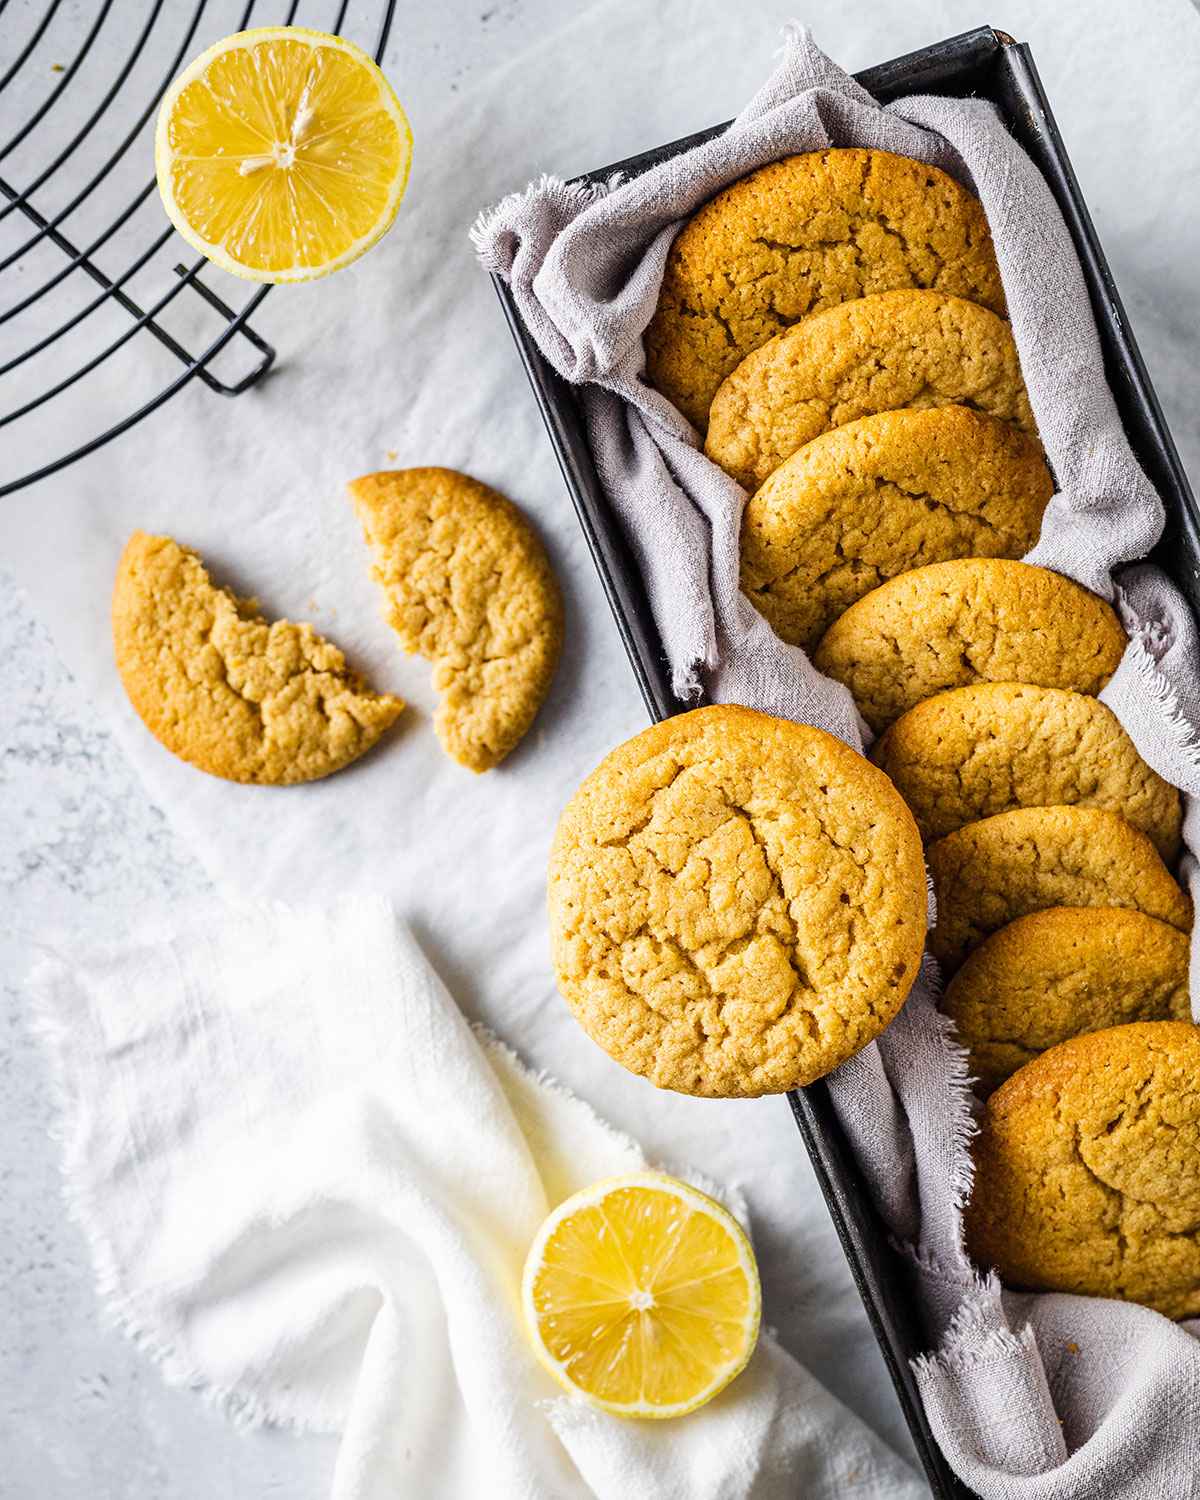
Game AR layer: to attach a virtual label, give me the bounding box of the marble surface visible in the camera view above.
[3,2,1199,1497]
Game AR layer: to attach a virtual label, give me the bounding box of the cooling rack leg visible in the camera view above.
[170,264,276,394]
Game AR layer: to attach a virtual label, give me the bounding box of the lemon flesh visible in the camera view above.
[155,28,412,283]
[523,1171,761,1419]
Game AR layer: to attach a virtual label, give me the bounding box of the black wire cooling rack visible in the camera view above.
[0,1,397,496]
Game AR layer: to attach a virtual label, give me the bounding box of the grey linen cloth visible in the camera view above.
[474,23,1200,1498]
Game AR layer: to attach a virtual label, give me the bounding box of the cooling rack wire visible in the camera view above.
[0,0,397,495]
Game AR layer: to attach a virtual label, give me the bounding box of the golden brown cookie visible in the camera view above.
[705,289,1034,490]
[739,409,1051,651]
[967,1021,1200,1318]
[348,467,562,773]
[112,531,404,784]
[875,683,1181,858]
[547,704,926,1097]
[927,806,1191,972]
[944,908,1191,1091]
[645,149,1004,431]
[813,559,1126,733]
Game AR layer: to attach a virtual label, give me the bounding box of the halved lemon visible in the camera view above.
[154,28,412,283]
[523,1171,761,1419]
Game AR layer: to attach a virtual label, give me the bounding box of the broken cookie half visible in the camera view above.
[112,531,404,784]
[348,467,563,772]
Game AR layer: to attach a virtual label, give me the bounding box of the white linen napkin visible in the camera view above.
[29,896,925,1500]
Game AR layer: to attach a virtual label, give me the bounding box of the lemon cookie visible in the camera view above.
[112,531,404,784]
[944,908,1190,1091]
[967,1021,1200,1317]
[813,559,1126,733]
[740,408,1051,651]
[875,684,1181,858]
[927,806,1191,972]
[348,467,562,773]
[645,149,1004,430]
[705,289,1034,491]
[547,704,926,1097]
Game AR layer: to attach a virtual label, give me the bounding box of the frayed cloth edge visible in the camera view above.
[911,1278,1039,1381]
[26,955,343,1437]
[916,963,980,1218]
[474,1024,645,1165]
[1118,632,1200,770]
[474,1024,747,1228]
[469,173,619,275]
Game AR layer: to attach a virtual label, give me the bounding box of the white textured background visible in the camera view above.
[2,2,1198,1497]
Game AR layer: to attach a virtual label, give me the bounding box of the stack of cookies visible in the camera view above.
[646,147,1199,1316]
[645,146,1049,653]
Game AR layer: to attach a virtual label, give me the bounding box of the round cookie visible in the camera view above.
[704,289,1034,490]
[944,908,1191,1092]
[645,149,1004,431]
[813,559,1127,733]
[547,704,926,1097]
[927,806,1191,972]
[348,467,562,773]
[875,683,1181,858]
[112,532,404,784]
[739,408,1052,651]
[967,1021,1200,1318]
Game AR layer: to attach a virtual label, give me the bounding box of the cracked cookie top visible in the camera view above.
[927,805,1192,972]
[967,1021,1200,1318]
[704,289,1035,491]
[813,559,1127,733]
[875,682,1182,858]
[547,704,926,1097]
[644,148,1004,432]
[112,531,405,784]
[348,467,562,773]
[739,408,1052,652]
[944,908,1190,1093]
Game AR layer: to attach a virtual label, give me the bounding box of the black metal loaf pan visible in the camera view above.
[492,25,1200,1498]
